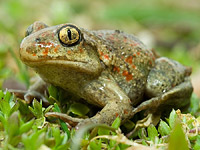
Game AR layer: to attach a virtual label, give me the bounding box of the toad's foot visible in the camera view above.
[131,77,192,117]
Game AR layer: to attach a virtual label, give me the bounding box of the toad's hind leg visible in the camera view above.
[132,77,193,117]
[145,57,193,113]
[128,57,193,132]
[145,57,192,98]
[127,77,193,136]
[126,57,193,133]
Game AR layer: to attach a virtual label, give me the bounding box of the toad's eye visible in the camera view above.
[58,25,81,46]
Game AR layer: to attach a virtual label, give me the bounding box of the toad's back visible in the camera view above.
[92,30,156,105]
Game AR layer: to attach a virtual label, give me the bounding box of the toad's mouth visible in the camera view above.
[22,58,87,67]
[21,58,102,74]
[21,57,88,65]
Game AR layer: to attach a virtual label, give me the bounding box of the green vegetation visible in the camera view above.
[0,90,200,149]
[0,0,200,149]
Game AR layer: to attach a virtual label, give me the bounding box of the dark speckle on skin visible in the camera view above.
[35,37,41,42]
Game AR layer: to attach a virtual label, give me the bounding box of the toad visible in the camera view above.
[19,21,193,127]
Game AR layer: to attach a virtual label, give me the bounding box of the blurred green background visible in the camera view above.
[0,0,200,95]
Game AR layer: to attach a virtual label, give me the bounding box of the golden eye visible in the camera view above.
[58,25,81,46]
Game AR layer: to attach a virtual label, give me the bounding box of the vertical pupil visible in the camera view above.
[67,29,72,40]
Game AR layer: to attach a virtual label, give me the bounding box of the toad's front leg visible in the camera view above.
[78,76,133,126]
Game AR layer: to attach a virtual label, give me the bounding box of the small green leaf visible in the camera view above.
[81,139,90,147]
[158,120,170,136]
[98,127,110,136]
[189,94,200,115]
[138,128,147,140]
[169,109,177,129]
[168,121,189,150]
[44,105,54,114]
[61,133,69,145]
[147,124,158,142]
[141,139,148,146]
[0,112,6,127]
[0,90,4,100]
[119,143,129,149]
[19,119,35,134]
[53,103,61,113]
[122,120,135,131]
[7,112,20,138]
[18,99,31,117]
[109,140,117,148]
[194,135,200,150]
[33,117,46,129]
[52,127,62,147]
[60,121,70,138]
[111,117,121,129]
[22,129,45,150]
[9,102,20,116]
[53,103,70,137]
[4,90,12,103]
[89,140,102,150]
[69,103,90,116]
[29,99,43,118]
[0,91,11,117]
[48,85,58,100]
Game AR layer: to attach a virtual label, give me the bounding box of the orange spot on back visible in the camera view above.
[122,70,133,81]
[79,48,83,53]
[104,54,109,59]
[149,60,152,65]
[124,109,129,114]
[122,70,128,76]
[125,56,133,64]
[54,45,60,53]
[115,113,119,117]
[132,64,136,69]
[130,43,134,47]
[32,53,36,56]
[126,73,133,81]
[137,52,140,56]
[98,49,103,56]
[67,51,71,54]
[43,47,49,55]
[54,48,58,53]
[36,26,42,30]
[113,66,120,72]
